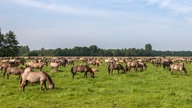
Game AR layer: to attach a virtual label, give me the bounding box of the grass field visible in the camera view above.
[0,61,192,108]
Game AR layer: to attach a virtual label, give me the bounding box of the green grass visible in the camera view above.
[0,61,192,108]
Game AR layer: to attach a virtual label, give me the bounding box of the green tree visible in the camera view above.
[145,43,152,56]
[28,50,38,56]
[40,47,45,56]
[19,45,30,56]
[2,31,20,57]
[54,48,63,56]
[89,45,98,56]
[145,43,152,51]
[0,32,4,56]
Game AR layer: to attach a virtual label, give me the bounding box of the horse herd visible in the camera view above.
[0,56,190,91]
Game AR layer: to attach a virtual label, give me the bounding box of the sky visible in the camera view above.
[1,0,192,51]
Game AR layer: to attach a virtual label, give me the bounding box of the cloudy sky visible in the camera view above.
[1,0,192,51]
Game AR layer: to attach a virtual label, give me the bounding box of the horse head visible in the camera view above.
[24,67,32,73]
[48,82,55,90]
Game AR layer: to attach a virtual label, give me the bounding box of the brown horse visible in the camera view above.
[137,62,147,71]
[4,67,25,79]
[162,59,173,69]
[50,62,60,72]
[108,63,125,75]
[70,65,95,79]
[29,62,47,71]
[20,67,55,91]
[125,61,138,72]
[169,63,187,75]
[1,63,11,76]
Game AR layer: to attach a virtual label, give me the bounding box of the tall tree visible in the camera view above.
[3,31,20,56]
[145,43,152,51]
[0,31,4,56]
[145,43,152,56]
[89,45,98,56]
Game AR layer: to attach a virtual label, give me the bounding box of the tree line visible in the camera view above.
[25,44,192,57]
[1,30,192,57]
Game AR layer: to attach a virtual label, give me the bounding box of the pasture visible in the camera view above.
[0,59,192,108]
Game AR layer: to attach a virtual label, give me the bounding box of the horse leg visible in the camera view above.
[40,81,43,91]
[135,67,138,72]
[141,67,143,72]
[170,70,173,75]
[6,73,10,79]
[23,81,28,91]
[18,75,21,80]
[72,72,76,79]
[84,72,88,78]
[43,81,47,90]
[108,69,111,75]
[180,70,182,75]
[0,67,3,73]
[20,81,28,91]
[3,69,6,78]
[20,82,24,91]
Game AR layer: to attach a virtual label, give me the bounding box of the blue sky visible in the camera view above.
[1,0,192,51]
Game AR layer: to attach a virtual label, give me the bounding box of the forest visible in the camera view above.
[1,30,192,57]
[21,44,192,57]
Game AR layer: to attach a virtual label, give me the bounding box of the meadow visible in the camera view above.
[0,60,192,108]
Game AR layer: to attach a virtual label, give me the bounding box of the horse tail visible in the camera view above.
[43,72,54,89]
[108,64,111,73]
[144,63,147,70]
[183,67,187,74]
[120,64,125,72]
[125,65,128,71]
[70,67,74,74]
[88,67,95,78]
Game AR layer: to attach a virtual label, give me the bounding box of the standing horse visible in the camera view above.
[4,67,25,79]
[108,63,125,75]
[50,62,60,72]
[29,62,47,71]
[137,62,147,72]
[169,63,187,75]
[1,63,11,77]
[20,67,54,91]
[125,61,138,72]
[70,65,95,79]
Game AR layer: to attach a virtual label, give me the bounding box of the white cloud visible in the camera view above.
[11,0,113,16]
[185,17,192,24]
[144,0,192,14]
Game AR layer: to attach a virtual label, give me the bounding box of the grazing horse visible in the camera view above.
[20,67,55,91]
[50,62,60,72]
[4,67,25,79]
[70,65,94,79]
[169,63,187,75]
[137,62,147,71]
[162,59,173,69]
[108,63,125,75]
[1,63,11,76]
[29,62,46,71]
[125,61,138,72]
